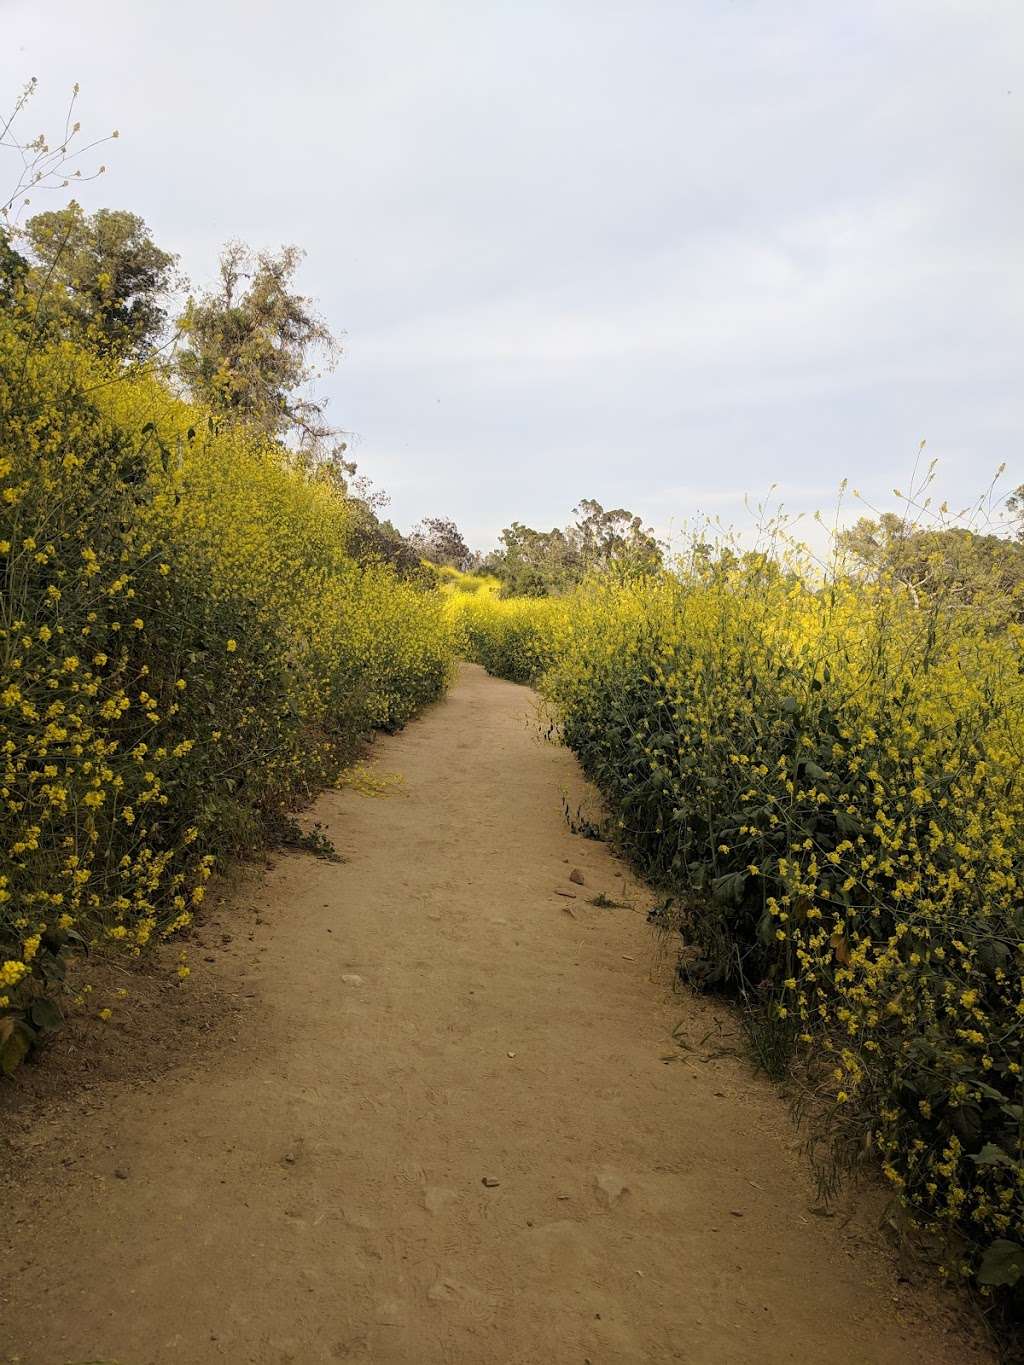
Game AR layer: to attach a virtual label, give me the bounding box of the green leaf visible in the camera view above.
[0,1023,31,1075]
[949,1103,983,1147]
[41,927,67,954]
[29,997,63,1034]
[978,940,1010,976]
[972,1081,1006,1103]
[977,1239,1024,1288]
[970,1143,1017,1170]
[757,911,777,947]
[40,953,67,987]
[712,871,746,906]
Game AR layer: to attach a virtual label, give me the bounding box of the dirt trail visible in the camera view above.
[0,665,990,1365]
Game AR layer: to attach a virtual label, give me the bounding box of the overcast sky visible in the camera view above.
[2,0,1021,550]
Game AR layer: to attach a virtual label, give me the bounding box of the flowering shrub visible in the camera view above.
[0,318,453,1071]
[459,554,1024,1293]
[431,564,498,596]
[445,587,565,684]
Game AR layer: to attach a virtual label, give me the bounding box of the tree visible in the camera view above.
[571,498,663,576]
[346,509,424,576]
[837,513,906,572]
[21,201,177,357]
[0,227,27,306]
[1006,485,1024,540]
[176,242,339,452]
[409,516,472,570]
[486,500,662,597]
[839,514,1024,609]
[309,457,423,576]
[487,522,580,597]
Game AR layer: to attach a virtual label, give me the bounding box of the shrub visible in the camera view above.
[452,551,1024,1293]
[539,560,1024,1292]
[432,564,497,596]
[0,317,453,1071]
[446,589,564,685]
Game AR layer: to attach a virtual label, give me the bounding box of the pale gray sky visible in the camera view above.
[2,0,1021,549]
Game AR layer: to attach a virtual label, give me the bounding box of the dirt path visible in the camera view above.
[0,665,990,1365]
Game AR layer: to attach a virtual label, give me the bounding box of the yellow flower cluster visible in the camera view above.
[0,314,454,1072]
[463,555,1024,1287]
[444,577,567,684]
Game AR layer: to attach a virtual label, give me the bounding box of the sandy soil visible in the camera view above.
[0,664,993,1365]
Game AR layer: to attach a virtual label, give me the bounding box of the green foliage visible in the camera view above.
[275,816,344,863]
[308,460,425,577]
[0,311,453,1067]
[446,590,565,684]
[485,499,663,598]
[176,241,338,452]
[460,549,1024,1300]
[572,498,663,577]
[840,514,1024,611]
[22,201,177,357]
[488,521,580,597]
[0,227,28,305]
[343,503,426,576]
[537,561,1024,1296]
[409,516,472,570]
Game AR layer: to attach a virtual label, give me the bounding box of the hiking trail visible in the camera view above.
[0,665,988,1365]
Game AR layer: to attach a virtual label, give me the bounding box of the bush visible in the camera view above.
[446,588,564,685]
[538,560,1024,1292]
[455,550,1024,1293]
[0,317,454,1071]
[432,564,496,596]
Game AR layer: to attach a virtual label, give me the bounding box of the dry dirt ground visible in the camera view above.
[0,664,995,1365]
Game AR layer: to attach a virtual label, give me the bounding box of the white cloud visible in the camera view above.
[2,0,1021,548]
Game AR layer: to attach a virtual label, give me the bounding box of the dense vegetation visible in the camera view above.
[0,193,454,1073]
[449,543,1024,1305]
[4,83,1024,1326]
[443,576,562,685]
[412,502,663,599]
[478,499,663,598]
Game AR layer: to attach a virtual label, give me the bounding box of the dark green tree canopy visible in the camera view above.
[485,500,663,597]
[486,522,579,597]
[22,201,177,357]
